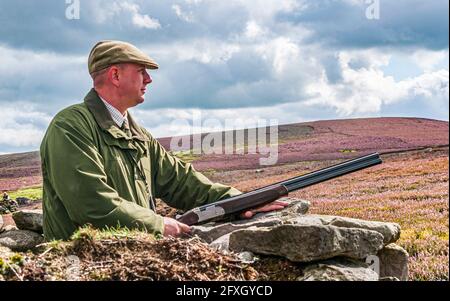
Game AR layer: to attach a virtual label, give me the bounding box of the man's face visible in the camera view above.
[118,63,152,108]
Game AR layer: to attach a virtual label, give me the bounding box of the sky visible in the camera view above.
[0,0,448,154]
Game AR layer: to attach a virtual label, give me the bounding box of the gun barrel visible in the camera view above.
[282,152,382,192]
[176,152,382,225]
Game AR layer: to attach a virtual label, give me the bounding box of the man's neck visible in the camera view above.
[94,87,127,116]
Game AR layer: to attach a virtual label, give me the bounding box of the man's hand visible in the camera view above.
[163,217,191,237]
[240,200,289,219]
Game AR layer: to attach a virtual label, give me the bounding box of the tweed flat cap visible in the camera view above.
[88,40,159,74]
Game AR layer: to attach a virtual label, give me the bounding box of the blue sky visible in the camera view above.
[0,0,448,154]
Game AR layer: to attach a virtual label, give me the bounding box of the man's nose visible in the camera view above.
[144,72,152,84]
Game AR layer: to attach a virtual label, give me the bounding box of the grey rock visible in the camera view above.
[0,215,3,232]
[298,258,379,281]
[192,198,310,243]
[377,243,409,281]
[289,214,401,245]
[1,225,18,233]
[209,237,257,264]
[209,233,231,253]
[16,197,32,206]
[237,251,257,264]
[251,198,310,220]
[194,218,282,244]
[0,245,13,259]
[228,224,384,262]
[0,229,44,252]
[12,209,43,233]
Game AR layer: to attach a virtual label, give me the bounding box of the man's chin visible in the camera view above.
[136,95,145,104]
[128,97,145,108]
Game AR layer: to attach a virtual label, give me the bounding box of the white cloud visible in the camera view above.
[132,13,161,29]
[172,4,195,23]
[411,49,449,72]
[142,33,448,116]
[0,45,85,74]
[0,105,52,148]
[403,69,449,99]
[121,2,161,29]
[91,1,123,24]
[92,1,161,29]
[0,44,90,111]
[305,49,449,115]
[184,0,203,4]
[244,20,266,39]
[270,38,300,76]
[237,0,300,21]
[145,39,241,64]
[0,0,448,154]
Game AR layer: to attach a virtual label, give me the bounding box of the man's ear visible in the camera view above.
[108,66,121,87]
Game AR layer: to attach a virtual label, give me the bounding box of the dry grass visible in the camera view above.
[1,227,259,281]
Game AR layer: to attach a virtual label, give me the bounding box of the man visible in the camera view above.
[40,40,287,241]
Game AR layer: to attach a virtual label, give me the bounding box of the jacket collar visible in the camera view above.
[84,88,149,142]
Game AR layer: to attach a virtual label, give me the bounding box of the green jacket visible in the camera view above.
[40,89,241,241]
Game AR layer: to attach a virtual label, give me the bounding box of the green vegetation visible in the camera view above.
[7,186,42,201]
[70,225,157,241]
[0,253,24,276]
[202,168,216,178]
[169,150,200,163]
[0,258,5,274]
[9,254,24,266]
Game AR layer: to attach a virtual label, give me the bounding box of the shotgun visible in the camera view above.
[176,152,382,225]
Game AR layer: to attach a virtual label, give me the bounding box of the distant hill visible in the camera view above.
[0,117,448,191]
[0,151,41,191]
[159,117,449,170]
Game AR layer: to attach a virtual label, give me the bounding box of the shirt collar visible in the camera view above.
[99,95,128,128]
[84,88,149,142]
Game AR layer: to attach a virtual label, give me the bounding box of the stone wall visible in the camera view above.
[192,198,409,281]
[0,199,409,281]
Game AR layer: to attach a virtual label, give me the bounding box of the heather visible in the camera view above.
[210,148,449,281]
